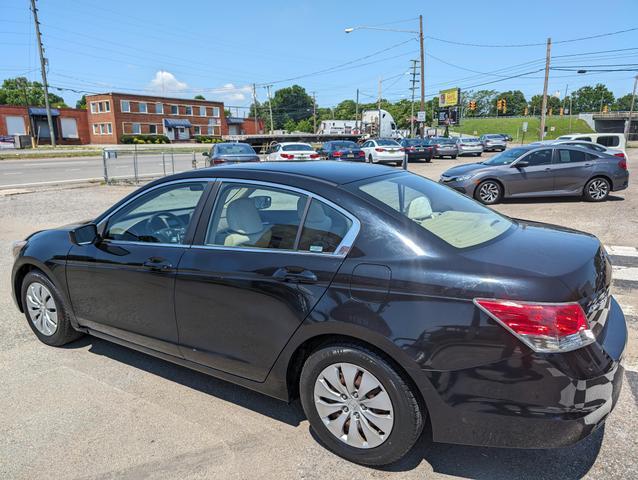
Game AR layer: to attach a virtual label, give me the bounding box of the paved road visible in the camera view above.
[1,153,637,479]
[0,152,203,187]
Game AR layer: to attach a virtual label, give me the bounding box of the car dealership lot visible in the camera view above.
[1,150,637,479]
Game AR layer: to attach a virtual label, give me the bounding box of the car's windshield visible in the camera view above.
[485,135,503,139]
[282,144,313,151]
[557,136,573,140]
[403,139,427,146]
[434,138,455,144]
[330,141,358,149]
[376,139,400,146]
[458,138,479,143]
[482,147,529,165]
[350,173,513,249]
[216,144,255,155]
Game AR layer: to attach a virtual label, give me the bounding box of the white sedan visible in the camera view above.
[360,138,404,165]
[265,142,320,161]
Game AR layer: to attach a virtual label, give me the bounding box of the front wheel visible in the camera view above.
[21,270,83,346]
[475,180,503,204]
[451,155,457,159]
[300,344,424,466]
[584,177,610,201]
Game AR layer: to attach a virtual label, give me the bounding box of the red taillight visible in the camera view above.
[333,151,342,157]
[212,157,226,164]
[613,152,625,158]
[309,153,320,159]
[375,147,385,152]
[358,150,365,157]
[399,147,406,152]
[280,153,294,159]
[407,147,415,151]
[474,298,594,353]
[618,159,627,170]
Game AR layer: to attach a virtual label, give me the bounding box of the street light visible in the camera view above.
[344,16,426,137]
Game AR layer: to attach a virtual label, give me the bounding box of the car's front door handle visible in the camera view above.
[584,163,593,167]
[544,168,552,171]
[143,257,173,272]
[272,266,317,284]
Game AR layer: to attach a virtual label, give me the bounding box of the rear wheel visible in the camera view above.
[368,154,374,164]
[300,344,424,466]
[584,177,610,202]
[451,155,457,159]
[21,270,82,346]
[475,180,503,205]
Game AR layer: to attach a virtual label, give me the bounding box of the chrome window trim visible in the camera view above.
[202,178,361,257]
[96,178,213,245]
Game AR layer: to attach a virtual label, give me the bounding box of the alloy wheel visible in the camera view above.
[25,282,58,336]
[588,179,609,200]
[313,362,394,449]
[478,182,500,203]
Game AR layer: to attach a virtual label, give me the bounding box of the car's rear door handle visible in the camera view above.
[584,163,593,167]
[143,257,173,272]
[544,167,552,171]
[272,266,317,284]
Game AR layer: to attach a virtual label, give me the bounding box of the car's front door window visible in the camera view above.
[104,182,207,244]
[523,149,553,166]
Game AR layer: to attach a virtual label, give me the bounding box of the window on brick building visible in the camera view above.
[149,124,157,134]
[121,100,131,113]
[212,107,220,117]
[199,106,206,116]
[185,105,193,115]
[155,103,163,114]
[171,105,178,115]
[139,102,148,113]
[132,123,141,134]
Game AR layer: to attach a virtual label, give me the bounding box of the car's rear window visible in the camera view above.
[459,138,480,143]
[217,144,256,155]
[434,138,455,144]
[330,141,358,149]
[485,135,503,139]
[376,139,400,146]
[282,144,313,151]
[351,173,513,249]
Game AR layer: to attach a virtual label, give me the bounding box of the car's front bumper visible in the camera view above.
[439,177,476,195]
[419,296,627,448]
[458,146,483,155]
[435,148,458,157]
[483,143,506,151]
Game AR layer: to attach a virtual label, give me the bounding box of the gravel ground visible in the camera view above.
[1,152,637,479]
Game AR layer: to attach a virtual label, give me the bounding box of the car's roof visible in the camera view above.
[277,141,312,146]
[215,141,251,145]
[170,160,397,186]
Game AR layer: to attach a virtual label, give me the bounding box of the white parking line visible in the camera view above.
[611,266,638,282]
[606,246,638,258]
[3,172,22,175]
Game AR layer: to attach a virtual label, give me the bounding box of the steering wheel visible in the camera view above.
[147,212,187,243]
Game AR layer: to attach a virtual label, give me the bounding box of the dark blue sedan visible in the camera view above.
[318,140,365,161]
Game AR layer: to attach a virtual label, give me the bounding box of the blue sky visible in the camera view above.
[2,0,637,113]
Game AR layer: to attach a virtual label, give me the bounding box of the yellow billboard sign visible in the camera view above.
[439,88,460,107]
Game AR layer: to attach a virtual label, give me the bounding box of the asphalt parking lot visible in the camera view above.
[1,150,637,479]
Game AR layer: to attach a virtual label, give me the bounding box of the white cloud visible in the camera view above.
[213,83,252,102]
[147,70,188,94]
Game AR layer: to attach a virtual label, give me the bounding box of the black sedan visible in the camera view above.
[318,140,365,161]
[11,161,626,466]
[202,142,260,166]
[399,138,434,162]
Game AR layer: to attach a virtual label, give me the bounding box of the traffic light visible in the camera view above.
[602,104,609,113]
[496,99,503,111]
[469,100,477,111]
[501,99,507,114]
[559,107,564,116]
[523,106,529,116]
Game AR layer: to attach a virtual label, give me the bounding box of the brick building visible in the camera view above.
[226,116,265,135]
[0,105,89,145]
[85,92,226,144]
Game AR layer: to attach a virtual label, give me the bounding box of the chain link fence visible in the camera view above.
[101,146,210,184]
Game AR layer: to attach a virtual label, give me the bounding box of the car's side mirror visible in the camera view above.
[252,195,272,210]
[514,160,529,168]
[69,223,99,245]
[202,151,210,157]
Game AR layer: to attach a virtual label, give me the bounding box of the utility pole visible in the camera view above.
[265,84,274,134]
[539,37,552,141]
[312,91,317,133]
[355,88,359,133]
[378,77,382,137]
[419,14,425,138]
[252,83,259,133]
[624,75,638,142]
[409,59,419,137]
[30,0,55,147]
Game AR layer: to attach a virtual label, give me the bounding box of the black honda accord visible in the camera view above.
[11,161,626,466]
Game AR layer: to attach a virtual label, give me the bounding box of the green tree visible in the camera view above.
[0,77,67,107]
[614,93,635,111]
[529,94,562,115]
[333,100,357,120]
[466,89,497,116]
[194,94,206,100]
[570,84,614,113]
[296,118,314,133]
[283,118,297,132]
[76,95,87,109]
[496,90,527,116]
[269,84,314,128]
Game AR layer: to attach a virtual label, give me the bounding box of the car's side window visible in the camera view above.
[362,141,371,148]
[297,199,353,254]
[598,135,619,147]
[524,149,553,166]
[205,183,307,250]
[104,182,207,244]
[555,149,587,164]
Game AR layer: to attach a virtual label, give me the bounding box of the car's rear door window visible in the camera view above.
[555,148,587,164]
[597,135,619,147]
[353,174,512,249]
[297,199,353,254]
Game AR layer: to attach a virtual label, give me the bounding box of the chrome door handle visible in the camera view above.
[272,267,317,284]
[143,257,173,272]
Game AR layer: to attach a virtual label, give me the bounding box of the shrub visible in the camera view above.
[120,134,169,144]
[194,135,222,144]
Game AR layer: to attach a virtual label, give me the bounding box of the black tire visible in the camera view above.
[451,155,457,159]
[477,152,482,156]
[21,270,82,347]
[299,343,424,466]
[368,154,374,164]
[425,158,432,163]
[583,177,611,202]
[475,179,503,205]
